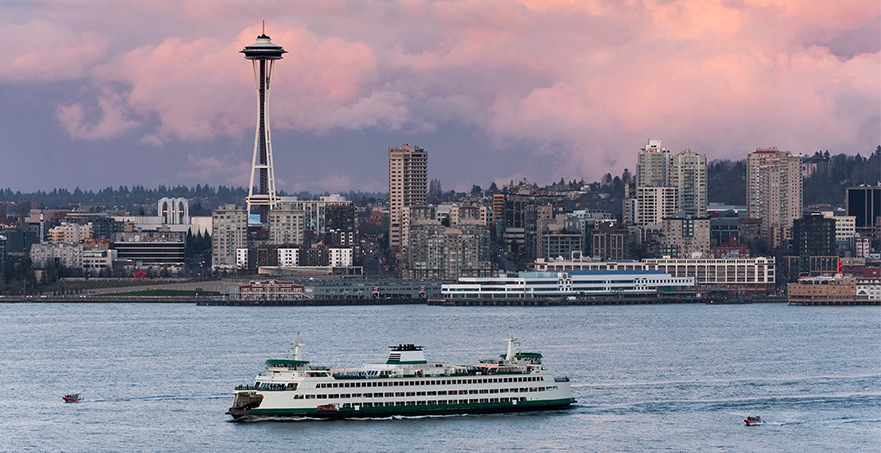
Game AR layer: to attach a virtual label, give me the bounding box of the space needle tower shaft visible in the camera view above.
[241,24,286,223]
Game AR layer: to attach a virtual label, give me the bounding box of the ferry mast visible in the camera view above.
[241,24,286,223]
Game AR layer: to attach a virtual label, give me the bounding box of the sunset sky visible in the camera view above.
[1,0,878,194]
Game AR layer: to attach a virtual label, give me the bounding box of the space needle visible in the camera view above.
[241,24,286,224]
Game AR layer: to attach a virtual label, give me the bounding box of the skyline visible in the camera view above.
[0,1,878,194]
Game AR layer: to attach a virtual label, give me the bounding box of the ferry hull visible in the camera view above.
[227,399,575,421]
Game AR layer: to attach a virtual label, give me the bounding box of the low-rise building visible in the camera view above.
[29,243,83,269]
[788,275,858,304]
[231,280,306,301]
[534,255,776,295]
[82,249,116,272]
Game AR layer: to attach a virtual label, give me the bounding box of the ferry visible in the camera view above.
[226,334,575,420]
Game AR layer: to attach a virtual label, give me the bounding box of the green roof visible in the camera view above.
[499,352,543,359]
[266,359,310,366]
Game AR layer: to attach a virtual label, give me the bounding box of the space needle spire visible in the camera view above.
[241,24,286,223]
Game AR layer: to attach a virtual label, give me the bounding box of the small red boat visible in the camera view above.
[744,415,764,426]
[63,394,81,403]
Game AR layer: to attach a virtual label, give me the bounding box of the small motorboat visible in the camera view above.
[744,415,764,426]
[63,394,82,403]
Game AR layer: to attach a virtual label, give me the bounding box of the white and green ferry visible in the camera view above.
[226,334,575,420]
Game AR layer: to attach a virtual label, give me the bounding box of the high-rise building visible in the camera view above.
[746,148,803,244]
[792,213,836,273]
[670,149,708,218]
[845,186,881,234]
[636,139,670,188]
[636,186,678,228]
[402,224,493,280]
[268,205,305,245]
[634,140,676,228]
[274,195,356,245]
[388,144,428,257]
[212,204,248,270]
[241,28,286,223]
[661,217,711,258]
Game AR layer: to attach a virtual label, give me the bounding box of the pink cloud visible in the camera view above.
[56,89,140,140]
[176,154,251,187]
[84,24,378,143]
[6,0,877,187]
[0,20,107,81]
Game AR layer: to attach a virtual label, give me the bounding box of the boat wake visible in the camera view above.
[71,394,229,403]
[573,393,881,415]
[762,417,881,427]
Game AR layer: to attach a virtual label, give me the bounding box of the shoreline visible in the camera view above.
[0,295,792,305]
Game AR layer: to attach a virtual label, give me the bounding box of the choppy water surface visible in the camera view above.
[0,303,878,452]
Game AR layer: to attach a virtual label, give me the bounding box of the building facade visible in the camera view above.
[403,224,494,280]
[212,204,248,270]
[389,144,428,257]
[268,204,305,245]
[661,217,711,258]
[46,223,92,244]
[845,186,881,235]
[29,243,83,269]
[746,148,803,243]
[669,149,708,218]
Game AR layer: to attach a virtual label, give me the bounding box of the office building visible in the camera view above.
[846,186,881,234]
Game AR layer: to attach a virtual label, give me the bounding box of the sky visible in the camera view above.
[0,0,878,194]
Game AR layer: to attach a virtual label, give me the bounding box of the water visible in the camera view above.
[0,303,878,452]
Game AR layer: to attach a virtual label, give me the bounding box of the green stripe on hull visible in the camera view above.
[234,398,575,420]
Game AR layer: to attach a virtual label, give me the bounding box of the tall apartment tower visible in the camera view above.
[211,204,248,270]
[670,149,708,218]
[747,147,803,244]
[634,139,676,227]
[241,27,286,224]
[636,139,670,188]
[388,144,428,257]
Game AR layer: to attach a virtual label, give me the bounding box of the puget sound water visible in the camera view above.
[0,303,878,452]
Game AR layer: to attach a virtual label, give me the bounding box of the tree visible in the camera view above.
[488,182,499,194]
[470,185,482,195]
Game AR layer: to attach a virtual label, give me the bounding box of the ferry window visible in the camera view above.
[333,383,339,388]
